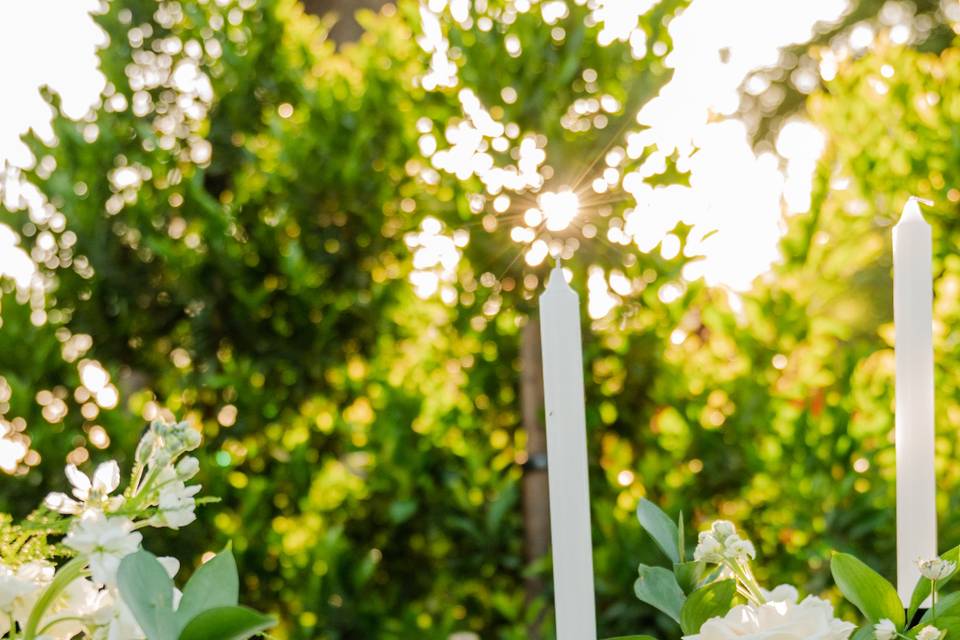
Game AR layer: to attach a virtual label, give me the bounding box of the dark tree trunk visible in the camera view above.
[521,317,549,638]
[301,0,391,43]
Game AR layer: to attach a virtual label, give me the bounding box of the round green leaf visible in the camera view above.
[119,550,178,640]
[634,564,685,624]
[176,546,240,627]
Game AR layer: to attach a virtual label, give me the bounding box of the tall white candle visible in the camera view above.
[539,263,597,640]
[894,197,938,603]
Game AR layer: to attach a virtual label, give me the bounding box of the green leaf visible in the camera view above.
[918,592,960,625]
[634,564,686,624]
[119,550,179,640]
[909,544,960,623]
[388,499,418,524]
[831,552,904,627]
[673,561,706,594]
[176,546,240,627]
[637,499,680,564]
[680,579,735,635]
[178,606,276,640]
[602,636,659,640]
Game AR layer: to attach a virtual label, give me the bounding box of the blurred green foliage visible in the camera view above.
[3,0,960,638]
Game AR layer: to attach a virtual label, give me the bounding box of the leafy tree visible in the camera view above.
[740,0,954,146]
[0,0,695,637]
[2,1,525,637]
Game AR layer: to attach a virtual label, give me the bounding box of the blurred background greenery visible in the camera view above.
[2,0,960,638]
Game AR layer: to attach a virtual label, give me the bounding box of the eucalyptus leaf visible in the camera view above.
[118,550,179,640]
[831,552,904,627]
[680,579,735,635]
[634,564,685,624]
[178,606,276,640]
[637,499,680,564]
[176,546,240,627]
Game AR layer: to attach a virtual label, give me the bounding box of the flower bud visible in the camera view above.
[711,520,736,542]
[917,557,956,581]
[176,456,200,480]
[917,626,944,640]
[874,619,897,640]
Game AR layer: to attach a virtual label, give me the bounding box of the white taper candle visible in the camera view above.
[539,262,597,640]
[894,196,938,603]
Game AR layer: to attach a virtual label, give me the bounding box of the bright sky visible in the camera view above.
[0,0,847,293]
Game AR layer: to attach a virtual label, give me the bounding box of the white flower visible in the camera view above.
[874,619,897,640]
[761,584,799,603]
[38,576,101,638]
[683,589,856,640]
[724,537,756,562]
[150,471,202,529]
[90,589,145,640]
[917,626,944,640]
[45,461,123,515]
[917,557,956,581]
[711,520,737,541]
[694,532,725,563]
[64,511,142,586]
[89,559,179,640]
[0,560,53,635]
[694,522,756,565]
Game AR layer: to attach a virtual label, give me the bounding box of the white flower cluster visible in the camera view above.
[1,419,201,640]
[693,520,757,564]
[684,585,856,640]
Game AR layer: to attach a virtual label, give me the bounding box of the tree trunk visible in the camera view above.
[301,0,390,43]
[521,317,549,638]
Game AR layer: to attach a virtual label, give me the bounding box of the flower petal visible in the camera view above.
[93,461,121,494]
[65,464,92,500]
[43,492,82,514]
[157,556,180,578]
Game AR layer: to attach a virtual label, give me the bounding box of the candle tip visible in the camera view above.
[544,260,572,294]
[899,196,933,225]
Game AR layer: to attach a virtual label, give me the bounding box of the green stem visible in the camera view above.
[37,615,86,635]
[723,560,764,606]
[21,557,86,640]
[933,578,938,621]
[123,466,160,513]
